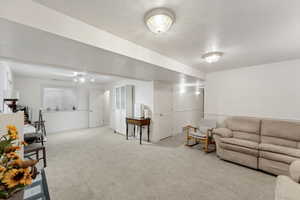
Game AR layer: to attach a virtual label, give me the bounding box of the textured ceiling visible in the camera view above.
[34,0,300,73]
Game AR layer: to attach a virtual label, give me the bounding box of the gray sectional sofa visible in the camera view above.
[213,116,300,175]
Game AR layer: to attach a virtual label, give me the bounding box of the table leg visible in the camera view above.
[133,125,136,137]
[140,125,142,145]
[147,125,150,142]
[126,122,128,140]
[43,147,47,168]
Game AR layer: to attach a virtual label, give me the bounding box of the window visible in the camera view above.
[43,87,77,111]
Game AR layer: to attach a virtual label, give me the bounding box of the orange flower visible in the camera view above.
[4,146,20,153]
[6,152,19,160]
[6,125,19,140]
[6,125,17,132]
[7,130,18,140]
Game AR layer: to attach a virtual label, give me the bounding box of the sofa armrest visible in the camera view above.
[290,160,300,183]
[213,128,233,138]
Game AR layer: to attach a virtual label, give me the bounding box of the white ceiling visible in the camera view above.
[4,59,124,84]
[0,18,202,85]
[33,0,300,73]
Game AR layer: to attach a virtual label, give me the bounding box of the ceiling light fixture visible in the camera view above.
[202,52,224,63]
[79,76,85,83]
[145,8,175,34]
[73,72,95,84]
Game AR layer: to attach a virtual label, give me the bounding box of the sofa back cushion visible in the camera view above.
[226,117,261,142]
[261,119,300,148]
[261,136,297,148]
[226,117,261,134]
[232,131,260,142]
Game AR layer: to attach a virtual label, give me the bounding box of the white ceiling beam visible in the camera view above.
[0,0,205,80]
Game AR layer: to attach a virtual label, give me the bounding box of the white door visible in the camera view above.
[103,90,111,125]
[114,86,127,134]
[89,90,103,128]
[114,87,121,133]
[153,82,173,140]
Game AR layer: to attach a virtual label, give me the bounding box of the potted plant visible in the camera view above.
[0,125,37,199]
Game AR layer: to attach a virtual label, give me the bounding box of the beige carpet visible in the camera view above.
[45,127,275,200]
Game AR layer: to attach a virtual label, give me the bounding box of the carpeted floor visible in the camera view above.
[45,127,275,200]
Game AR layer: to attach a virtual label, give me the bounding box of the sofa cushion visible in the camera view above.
[233,131,260,142]
[220,138,259,149]
[220,143,259,156]
[226,117,261,134]
[259,151,297,164]
[259,158,290,176]
[220,138,259,156]
[261,119,300,142]
[261,136,298,148]
[222,149,258,168]
[213,128,233,138]
[260,143,300,159]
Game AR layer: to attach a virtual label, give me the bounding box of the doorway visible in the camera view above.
[89,89,104,128]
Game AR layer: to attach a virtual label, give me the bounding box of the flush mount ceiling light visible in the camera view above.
[73,72,95,83]
[202,52,224,63]
[145,8,175,34]
[78,75,86,83]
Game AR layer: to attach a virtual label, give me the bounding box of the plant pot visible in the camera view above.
[0,190,23,200]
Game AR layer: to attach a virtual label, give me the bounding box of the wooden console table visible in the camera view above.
[126,117,151,144]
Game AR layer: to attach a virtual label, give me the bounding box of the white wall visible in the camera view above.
[106,79,204,142]
[14,75,104,133]
[205,59,300,121]
[105,79,154,126]
[105,79,156,141]
[152,81,204,140]
[14,75,89,119]
[0,63,14,112]
[173,87,204,134]
[45,110,89,133]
